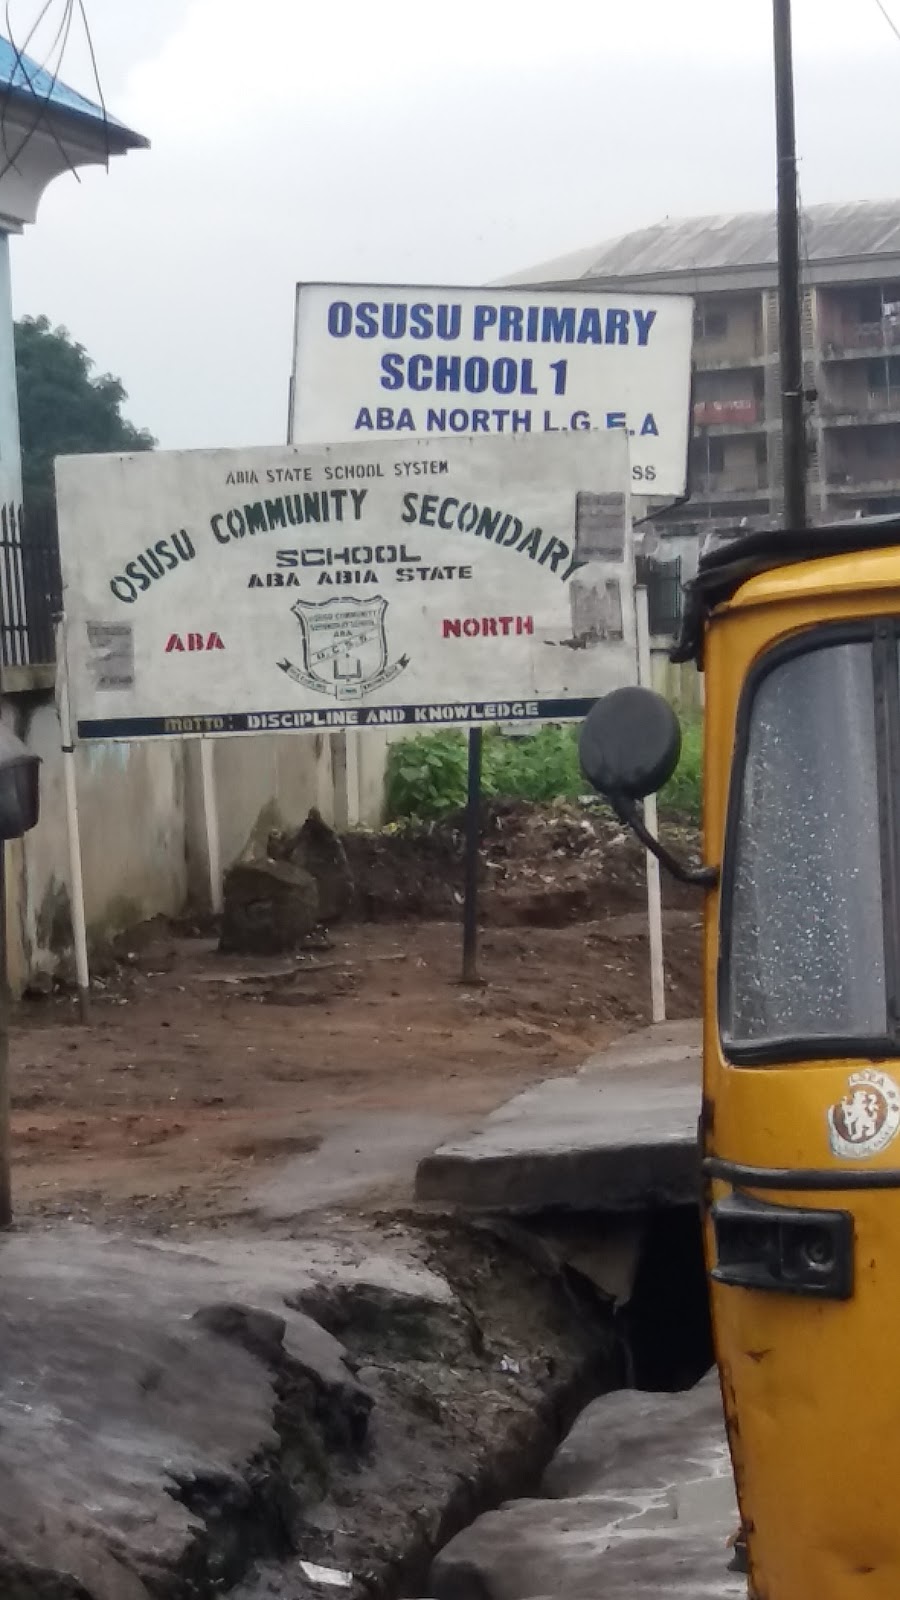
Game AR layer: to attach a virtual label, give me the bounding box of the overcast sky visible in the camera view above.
[7,0,900,448]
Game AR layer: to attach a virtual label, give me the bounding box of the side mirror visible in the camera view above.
[579,687,681,802]
[578,687,717,890]
[0,727,40,840]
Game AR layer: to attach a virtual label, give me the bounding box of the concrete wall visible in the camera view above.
[183,732,336,902]
[6,696,189,990]
[824,364,874,408]
[718,434,763,490]
[4,693,345,991]
[0,238,22,510]
[650,646,701,716]
[650,644,703,717]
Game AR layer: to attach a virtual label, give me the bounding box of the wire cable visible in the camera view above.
[75,0,108,166]
[0,2,89,184]
[874,0,900,43]
[1,0,59,165]
[3,1,80,182]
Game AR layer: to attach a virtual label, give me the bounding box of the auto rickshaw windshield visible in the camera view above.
[720,624,898,1062]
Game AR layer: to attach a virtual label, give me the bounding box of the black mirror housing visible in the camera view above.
[578,687,716,890]
[0,727,40,840]
[579,686,682,802]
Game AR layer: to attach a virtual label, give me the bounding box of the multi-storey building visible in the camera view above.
[508,200,900,572]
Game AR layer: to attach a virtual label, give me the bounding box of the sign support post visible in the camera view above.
[345,729,361,828]
[636,586,666,1023]
[56,628,91,1022]
[461,727,483,985]
[199,738,223,915]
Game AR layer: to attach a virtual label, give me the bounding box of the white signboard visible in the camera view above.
[290,282,693,498]
[56,432,635,742]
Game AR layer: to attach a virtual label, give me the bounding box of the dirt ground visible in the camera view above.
[9,804,703,1231]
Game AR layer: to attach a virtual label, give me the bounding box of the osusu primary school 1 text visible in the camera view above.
[324,296,665,481]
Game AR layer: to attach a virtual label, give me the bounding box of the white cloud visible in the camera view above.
[8,0,900,449]
[115,0,892,145]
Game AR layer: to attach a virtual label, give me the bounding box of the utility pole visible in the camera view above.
[772,0,807,529]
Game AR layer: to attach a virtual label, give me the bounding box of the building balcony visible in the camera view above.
[693,349,767,373]
[692,470,769,500]
[693,398,763,430]
[826,471,900,494]
[819,393,900,425]
[821,323,900,360]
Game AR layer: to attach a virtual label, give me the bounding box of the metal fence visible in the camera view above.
[0,499,62,669]
[635,554,684,638]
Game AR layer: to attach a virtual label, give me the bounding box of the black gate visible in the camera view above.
[635,553,684,638]
[0,499,62,668]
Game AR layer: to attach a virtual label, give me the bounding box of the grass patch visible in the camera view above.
[385,718,702,823]
[660,714,702,822]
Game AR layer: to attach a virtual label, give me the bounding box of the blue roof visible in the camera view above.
[0,35,147,147]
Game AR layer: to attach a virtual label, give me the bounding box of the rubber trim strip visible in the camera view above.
[704,1156,900,1191]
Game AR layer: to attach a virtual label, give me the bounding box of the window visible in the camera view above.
[858,288,884,323]
[722,634,891,1057]
[867,357,900,393]
[690,437,726,476]
[694,305,729,341]
[864,426,900,458]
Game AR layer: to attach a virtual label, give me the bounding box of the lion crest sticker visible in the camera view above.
[277,595,409,703]
[827,1069,900,1160]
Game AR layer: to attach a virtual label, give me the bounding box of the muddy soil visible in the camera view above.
[10,803,702,1229]
[344,799,701,923]
[11,914,701,1231]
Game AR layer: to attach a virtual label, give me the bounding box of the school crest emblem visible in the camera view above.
[278,596,408,701]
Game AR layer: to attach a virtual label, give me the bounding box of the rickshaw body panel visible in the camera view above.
[702,549,900,1598]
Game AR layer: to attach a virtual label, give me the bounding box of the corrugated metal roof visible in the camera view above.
[505,200,900,285]
[0,35,146,147]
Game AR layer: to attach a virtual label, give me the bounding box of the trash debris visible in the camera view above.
[499,1354,521,1375]
[297,1561,354,1588]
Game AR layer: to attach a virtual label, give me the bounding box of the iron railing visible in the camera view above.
[0,499,62,669]
[635,554,684,638]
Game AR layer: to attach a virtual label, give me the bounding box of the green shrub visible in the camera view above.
[385,716,703,823]
[485,724,584,805]
[660,714,702,821]
[385,730,470,820]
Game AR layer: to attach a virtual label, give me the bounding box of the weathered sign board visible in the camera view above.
[290,282,693,497]
[56,431,634,742]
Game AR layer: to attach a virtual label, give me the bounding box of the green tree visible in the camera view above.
[14,315,155,517]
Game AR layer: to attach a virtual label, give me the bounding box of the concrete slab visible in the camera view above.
[252,1110,472,1219]
[429,1375,742,1600]
[0,1224,461,1599]
[415,1022,701,1214]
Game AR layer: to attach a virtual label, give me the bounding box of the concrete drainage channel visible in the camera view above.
[1,1025,735,1600]
[214,1025,731,1600]
[229,1204,723,1600]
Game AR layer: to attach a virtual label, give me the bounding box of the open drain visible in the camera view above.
[222,1204,717,1600]
[57,1202,721,1600]
[419,1208,725,1600]
[621,1206,714,1392]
